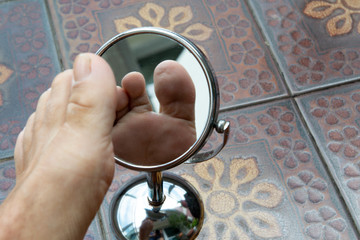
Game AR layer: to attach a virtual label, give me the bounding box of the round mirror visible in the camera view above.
[96,27,219,171]
[97,28,230,240]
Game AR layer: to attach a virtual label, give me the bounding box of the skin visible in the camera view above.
[0,53,196,239]
[113,60,196,166]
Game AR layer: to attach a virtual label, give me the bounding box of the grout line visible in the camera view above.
[44,0,65,71]
[0,157,14,163]
[242,0,292,96]
[0,0,23,3]
[290,78,360,98]
[219,79,360,113]
[97,210,109,240]
[219,94,290,113]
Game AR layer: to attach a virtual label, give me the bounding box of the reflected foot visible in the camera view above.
[113,60,196,166]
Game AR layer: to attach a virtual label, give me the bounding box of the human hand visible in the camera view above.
[0,55,196,240]
[0,53,118,239]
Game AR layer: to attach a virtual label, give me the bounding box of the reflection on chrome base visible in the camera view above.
[110,173,204,240]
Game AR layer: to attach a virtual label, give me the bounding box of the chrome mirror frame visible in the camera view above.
[96,27,228,171]
[96,27,230,240]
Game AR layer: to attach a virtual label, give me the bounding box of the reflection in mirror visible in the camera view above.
[115,175,202,239]
[100,33,210,167]
[97,28,228,240]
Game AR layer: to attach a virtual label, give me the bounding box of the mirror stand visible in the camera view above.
[110,171,204,239]
[147,171,166,212]
[96,27,230,240]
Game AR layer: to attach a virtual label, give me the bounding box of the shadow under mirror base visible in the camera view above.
[110,173,204,240]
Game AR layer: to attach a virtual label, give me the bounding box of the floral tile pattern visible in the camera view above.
[248,0,360,94]
[100,99,359,239]
[178,100,359,239]
[0,0,61,158]
[0,0,359,239]
[47,0,287,109]
[296,82,360,231]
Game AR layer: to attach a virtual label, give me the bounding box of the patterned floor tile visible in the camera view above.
[0,0,61,158]
[181,99,358,239]
[296,81,360,232]
[248,0,360,94]
[48,0,287,109]
[0,160,15,204]
[0,0,358,239]
[99,99,359,239]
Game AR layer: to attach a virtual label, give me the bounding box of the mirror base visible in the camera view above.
[110,172,204,240]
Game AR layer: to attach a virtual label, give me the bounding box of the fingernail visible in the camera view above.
[74,53,91,81]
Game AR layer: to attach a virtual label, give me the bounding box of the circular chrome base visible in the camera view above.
[110,173,204,240]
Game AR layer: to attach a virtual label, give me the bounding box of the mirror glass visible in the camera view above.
[98,31,211,168]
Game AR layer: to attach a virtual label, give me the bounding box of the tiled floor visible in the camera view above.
[0,0,360,239]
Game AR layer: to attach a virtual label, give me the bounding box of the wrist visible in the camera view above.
[0,184,30,239]
[0,173,90,240]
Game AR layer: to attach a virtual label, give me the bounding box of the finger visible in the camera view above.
[115,86,129,122]
[121,72,152,113]
[18,113,36,174]
[14,130,25,176]
[45,69,73,127]
[154,60,195,121]
[67,53,117,135]
[33,89,51,133]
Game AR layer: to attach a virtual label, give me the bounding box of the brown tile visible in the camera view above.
[99,99,359,239]
[248,0,360,94]
[0,0,61,158]
[176,99,359,239]
[178,100,359,239]
[41,0,360,238]
[296,81,360,232]
[0,160,15,204]
[47,0,287,109]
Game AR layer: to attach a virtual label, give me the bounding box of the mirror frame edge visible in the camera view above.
[96,27,220,172]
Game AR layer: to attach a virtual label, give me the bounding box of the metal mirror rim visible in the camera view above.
[96,27,219,172]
